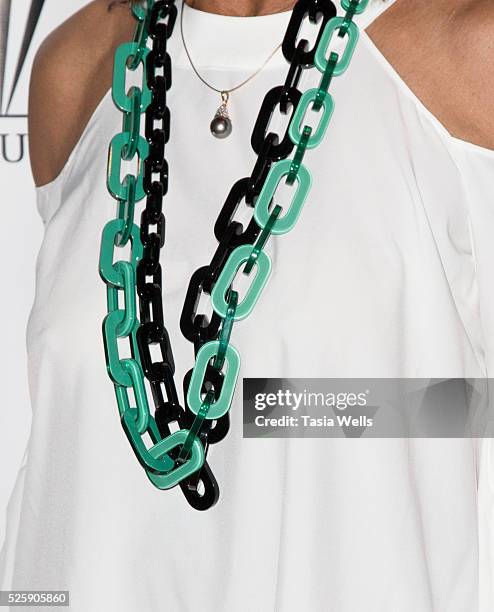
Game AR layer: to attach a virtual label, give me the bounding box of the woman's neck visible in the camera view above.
[184,0,296,17]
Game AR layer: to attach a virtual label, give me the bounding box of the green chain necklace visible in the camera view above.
[99,0,370,510]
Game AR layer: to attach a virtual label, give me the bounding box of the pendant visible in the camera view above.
[210,91,232,139]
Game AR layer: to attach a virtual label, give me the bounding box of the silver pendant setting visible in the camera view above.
[210,91,232,139]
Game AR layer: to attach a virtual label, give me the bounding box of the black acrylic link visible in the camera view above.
[148,7,170,70]
[178,459,220,510]
[245,133,279,204]
[205,241,238,295]
[140,234,162,275]
[144,182,166,221]
[215,178,262,247]
[147,130,166,169]
[145,76,168,122]
[251,85,302,161]
[154,400,183,435]
[280,39,308,113]
[136,260,161,297]
[140,208,166,248]
[146,54,172,93]
[282,0,337,66]
[149,1,177,38]
[136,323,175,380]
[143,157,169,195]
[139,282,164,326]
[145,108,170,148]
[150,364,180,408]
[151,30,169,68]
[180,266,222,345]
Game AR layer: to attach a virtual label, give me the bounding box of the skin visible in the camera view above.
[366,0,494,154]
[28,0,494,187]
[185,0,294,15]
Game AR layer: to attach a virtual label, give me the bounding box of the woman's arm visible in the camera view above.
[28,0,135,187]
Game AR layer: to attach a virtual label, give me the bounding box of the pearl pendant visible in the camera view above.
[210,91,232,139]
[210,114,232,139]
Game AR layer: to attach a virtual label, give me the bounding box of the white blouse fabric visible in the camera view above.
[2,1,494,610]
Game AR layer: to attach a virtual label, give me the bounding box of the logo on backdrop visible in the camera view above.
[0,0,45,163]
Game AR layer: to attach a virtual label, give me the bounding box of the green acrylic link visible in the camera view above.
[289,89,334,149]
[338,14,354,36]
[314,52,338,111]
[112,42,152,113]
[103,310,141,386]
[122,87,142,161]
[121,408,205,488]
[287,125,317,181]
[315,17,359,77]
[287,126,312,185]
[145,429,205,490]
[122,408,175,474]
[211,244,272,320]
[132,0,153,21]
[254,159,312,235]
[341,0,370,14]
[106,261,137,337]
[128,10,151,70]
[115,175,137,248]
[177,290,238,463]
[115,359,150,434]
[187,340,241,420]
[107,131,149,202]
[214,289,238,370]
[244,207,282,274]
[99,218,143,288]
[177,388,215,464]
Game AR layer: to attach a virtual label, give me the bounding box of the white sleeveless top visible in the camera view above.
[2,1,494,610]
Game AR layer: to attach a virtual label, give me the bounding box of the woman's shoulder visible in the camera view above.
[449,0,494,69]
[28,0,135,188]
[432,0,494,151]
[367,0,494,152]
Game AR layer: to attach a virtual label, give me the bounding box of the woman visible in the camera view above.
[1,0,494,609]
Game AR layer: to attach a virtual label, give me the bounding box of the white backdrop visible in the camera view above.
[0,0,89,545]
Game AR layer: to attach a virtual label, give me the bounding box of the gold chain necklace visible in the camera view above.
[180,1,284,138]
